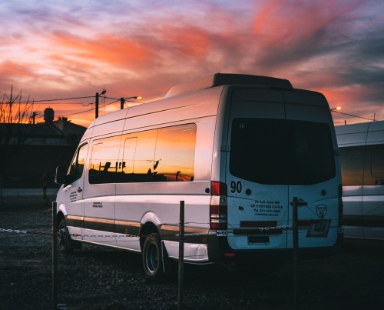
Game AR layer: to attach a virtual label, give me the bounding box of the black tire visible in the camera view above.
[58,217,74,253]
[142,233,164,280]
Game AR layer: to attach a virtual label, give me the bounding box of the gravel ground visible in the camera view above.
[1,204,384,310]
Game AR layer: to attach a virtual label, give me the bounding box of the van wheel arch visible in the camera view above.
[56,212,81,252]
[56,212,65,228]
[58,216,74,253]
[139,222,160,250]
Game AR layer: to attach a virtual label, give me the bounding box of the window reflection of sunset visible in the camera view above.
[154,125,196,181]
[119,124,196,181]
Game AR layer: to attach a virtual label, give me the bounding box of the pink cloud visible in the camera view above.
[50,30,152,68]
[252,0,362,48]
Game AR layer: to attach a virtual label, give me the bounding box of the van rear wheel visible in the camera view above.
[142,233,163,280]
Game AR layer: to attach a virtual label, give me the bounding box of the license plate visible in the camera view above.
[306,219,331,237]
[248,235,269,244]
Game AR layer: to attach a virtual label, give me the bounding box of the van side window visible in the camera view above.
[361,144,384,185]
[89,136,121,184]
[117,124,196,183]
[116,131,155,182]
[370,145,384,181]
[68,143,88,183]
[339,146,365,186]
[88,124,197,184]
[154,124,196,181]
[120,138,137,176]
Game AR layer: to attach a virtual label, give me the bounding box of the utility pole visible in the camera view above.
[120,98,125,110]
[95,92,99,119]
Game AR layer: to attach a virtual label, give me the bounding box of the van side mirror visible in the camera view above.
[55,166,71,185]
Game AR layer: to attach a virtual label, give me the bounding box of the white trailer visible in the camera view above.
[336,121,384,240]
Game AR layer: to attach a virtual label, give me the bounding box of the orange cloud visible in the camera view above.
[0,61,40,79]
[164,25,211,59]
[51,31,151,67]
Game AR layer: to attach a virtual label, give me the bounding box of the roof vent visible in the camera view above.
[165,73,293,98]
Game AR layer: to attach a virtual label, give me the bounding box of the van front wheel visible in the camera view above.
[58,218,74,253]
[142,233,163,280]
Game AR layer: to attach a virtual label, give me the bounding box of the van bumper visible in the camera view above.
[208,232,343,263]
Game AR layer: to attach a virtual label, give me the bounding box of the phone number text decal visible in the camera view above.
[251,200,283,217]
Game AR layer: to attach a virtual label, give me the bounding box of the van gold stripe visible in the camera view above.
[115,220,140,235]
[83,217,114,232]
[66,215,83,227]
[160,224,210,244]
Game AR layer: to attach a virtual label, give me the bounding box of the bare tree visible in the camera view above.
[0,87,38,206]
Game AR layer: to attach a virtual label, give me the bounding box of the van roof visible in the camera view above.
[164,73,293,98]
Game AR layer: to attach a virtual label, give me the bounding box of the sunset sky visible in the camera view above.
[1,0,384,127]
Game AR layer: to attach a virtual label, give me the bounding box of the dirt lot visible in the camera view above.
[1,204,384,310]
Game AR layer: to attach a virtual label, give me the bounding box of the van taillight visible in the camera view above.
[210,181,227,230]
[338,184,343,228]
[211,181,227,196]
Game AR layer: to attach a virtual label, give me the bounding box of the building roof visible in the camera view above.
[0,115,86,146]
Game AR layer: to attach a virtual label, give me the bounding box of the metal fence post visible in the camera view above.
[52,201,57,310]
[292,197,299,304]
[291,197,307,304]
[178,201,185,310]
[43,173,47,206]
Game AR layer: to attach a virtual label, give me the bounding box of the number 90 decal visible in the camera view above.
[230,180,243,195]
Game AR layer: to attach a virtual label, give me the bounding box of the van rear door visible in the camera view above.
[225,88,339,251]
[284,91,339,248]
[226,89,289,250]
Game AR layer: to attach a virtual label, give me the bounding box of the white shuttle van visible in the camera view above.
[55,73,342,279]
[336,121,384,240]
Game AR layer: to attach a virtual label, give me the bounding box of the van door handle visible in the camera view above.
[290,198,307,206]
[77,187,82,193]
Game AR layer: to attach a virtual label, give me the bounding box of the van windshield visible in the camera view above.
[230,118,336,185]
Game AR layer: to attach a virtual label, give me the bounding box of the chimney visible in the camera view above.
[44,108,54,123]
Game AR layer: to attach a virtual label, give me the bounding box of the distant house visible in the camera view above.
[1,108,87,188]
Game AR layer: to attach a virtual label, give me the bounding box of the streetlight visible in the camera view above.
[330,106,376,122]
[330,106,341,112]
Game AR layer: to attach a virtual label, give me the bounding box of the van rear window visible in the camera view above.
[229,119,336,185]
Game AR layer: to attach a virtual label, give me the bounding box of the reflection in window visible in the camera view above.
[117,131,156,183]
[89,136,121,184]
[68,143,88,182]
[121,138,137,174]
[230,119,336,185]
[371,145,384,179]
[116,124,196,183]
[87,124,197,184]
[131,131,157,179]
[154,124,196,181]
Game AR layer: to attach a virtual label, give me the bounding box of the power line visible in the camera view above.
[65,108,95,116]
[332,110,376,122]
[54,100,119,118]
[32,103,89,105]
[14,93,142,121]
[101,99,120,107]
[29,96,95,103]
